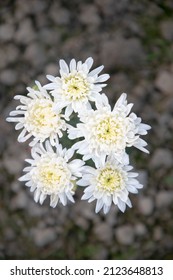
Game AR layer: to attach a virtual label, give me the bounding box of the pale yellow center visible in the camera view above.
[96,116,125,145]
[63,72,90,101]
[25,99,60,133]
[35,158,71,195]
[96,167,123,194]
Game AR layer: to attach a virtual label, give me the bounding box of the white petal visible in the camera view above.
[59,59,69,74]
[70,58,77,71]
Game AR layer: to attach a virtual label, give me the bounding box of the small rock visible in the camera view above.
[109,73,132,95]
[100,36,145,71]
[15,18,35,44]
[0,69,17,86]
[5,44,20,65]
[28,200,48,217]
[45,63,58,76]
[153,226,163,241]
[160,20,173,41]
[4,228,16,241]
[137,170,148,187]
[24,43,46,68]
[79,5,101,27]
[115,225,134,245]
[150,148,173,169]
[0,23,14,42]
[11,191,29,210]
[135,223,147,236]
[50,5,70,25]
[138,196,154,216]
[156,191,173,208]
[31,228,56,247]
[155,70,173,95]
[93,223,113,243]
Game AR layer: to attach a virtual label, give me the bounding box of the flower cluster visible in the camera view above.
[7,57,151,214]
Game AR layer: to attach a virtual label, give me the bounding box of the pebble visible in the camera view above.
[115,225,135,245]
[138,196,154,216]
[50,5,70,25]
[155,191,173,208]
[93,223,113,243]
[15,18,35,44]
[0,23,14,42]
[160,20,173,41]
[11,191,29,210]
[135,223,147,236]
[155,70,173,95]
[31,227,57,247]
[150,148,173,169]
[137,170,148,188]
[153,226,163,241]
[100,37,145,71]
[79,5,101,27]
[0,69,18,86]
[24,43,46,68]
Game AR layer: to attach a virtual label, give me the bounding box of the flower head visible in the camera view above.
[78,155,142,214]
[68,93,151,163]
[19,141,84,207]
[6,81,67,146]
[44,57,110,117]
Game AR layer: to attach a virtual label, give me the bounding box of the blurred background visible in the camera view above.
[0,0,173,259]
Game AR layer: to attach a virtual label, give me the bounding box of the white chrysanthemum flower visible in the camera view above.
[6,81,67,146]
[19,141,84,207]
[44,57,110,117]
[68,93,151,163]
[78,155,142,214]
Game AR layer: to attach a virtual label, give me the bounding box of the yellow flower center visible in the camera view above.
[25,99,63,134]
[62,72,90,101]
[34,157,71,195]
[96,167,123,194]
[95,116,125,145]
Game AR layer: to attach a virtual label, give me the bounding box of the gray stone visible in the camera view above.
[150,148,173,169]
[160,20,173,41]
[0,23,14,42]
[93,223,113,243]
[0,69,17,86]
[4,228,16,241]
[3,141,28,174]
[24,43,46,68]
[137,170,148,188]
[28,200,48,217]
[115,225,134,245]
[0,118,10,153]
[153,226,163,241]
[100,36,145,71]
[155,70,173,95]
[109,73,132,95]
[50,5,70,25]
[5,44,20,65]
[135,223,147,236]
[45,63,58,76]
[79,5,101,27]
[11,191,29,210]
[138,196,154,216]
[156,191,173,208]
[31,228,57,247]
[15,18,35,44]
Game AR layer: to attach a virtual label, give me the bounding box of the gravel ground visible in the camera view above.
[0,0,173,260]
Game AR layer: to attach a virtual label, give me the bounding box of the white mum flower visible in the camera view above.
[19,141,84,207]
[44,57,110,117]
[6,81,67,146]
[68,93,151,163]
[78,155,142,214]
